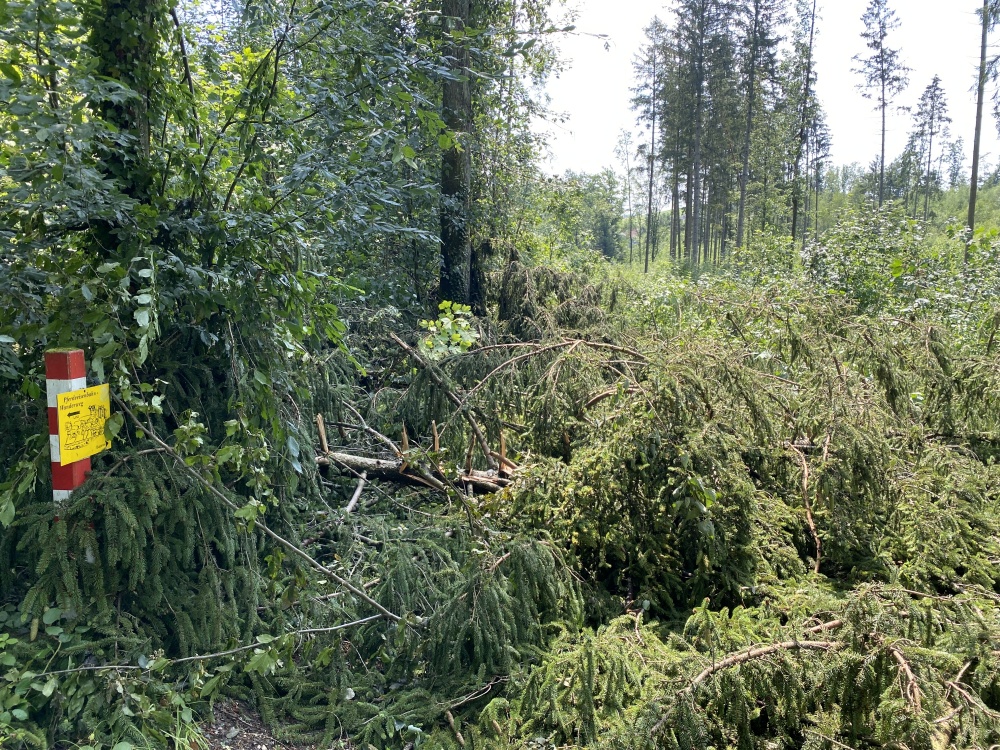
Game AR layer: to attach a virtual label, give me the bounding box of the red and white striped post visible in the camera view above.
[45,348,90,503]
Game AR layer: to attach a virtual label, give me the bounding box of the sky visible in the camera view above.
[537,0,999,176]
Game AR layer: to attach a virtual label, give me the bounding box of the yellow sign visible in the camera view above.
[57,385,111,465]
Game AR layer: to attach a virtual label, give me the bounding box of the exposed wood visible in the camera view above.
[344,471,367,513]
[317,451,508,494]
[315,413,329,454]
[889,644,923,713]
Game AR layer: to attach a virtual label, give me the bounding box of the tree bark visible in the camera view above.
[440,0,473,304]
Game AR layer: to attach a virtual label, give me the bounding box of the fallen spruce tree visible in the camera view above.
[1,250,999,748]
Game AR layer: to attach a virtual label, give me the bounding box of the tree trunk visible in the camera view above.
[645,45,657,274]
[879,93,887,207]
[440,0,473,305]
[968,0,990,254]
[671,154,681,262]
[737,0,761,250]
[791,0,817,243]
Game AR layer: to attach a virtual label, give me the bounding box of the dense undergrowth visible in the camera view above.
[2,206,1000,750]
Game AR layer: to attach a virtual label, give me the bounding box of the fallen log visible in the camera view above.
[317,451,509,494]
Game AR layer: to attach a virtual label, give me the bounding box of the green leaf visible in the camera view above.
[104,412,124,441]
[42,608,61,625]
[134,309,150,328]
[0,63,22,83]
[0,499,14,528]
[286,435,299,458]
[245,649,277,675]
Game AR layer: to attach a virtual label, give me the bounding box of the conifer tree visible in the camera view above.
[853,0,909,208]
[789,0,817,242]
[910,75,951,220]
[968,0,1000,245]
[735,0,784,250]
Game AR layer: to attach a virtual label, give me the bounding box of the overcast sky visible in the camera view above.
[537,0,999,177]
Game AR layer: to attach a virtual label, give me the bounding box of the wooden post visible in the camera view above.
[46,349,90,502]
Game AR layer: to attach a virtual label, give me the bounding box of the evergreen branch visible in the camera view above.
[889,644,923,713]
[684,639,842,692]
[30,615,384,678]
[788,442,822,574]
[113,396,402,623]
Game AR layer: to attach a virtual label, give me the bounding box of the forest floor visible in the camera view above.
[202,701,313,750]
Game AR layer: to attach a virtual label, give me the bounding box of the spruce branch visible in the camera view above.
[390,331,498,470]
[113,396,401,622]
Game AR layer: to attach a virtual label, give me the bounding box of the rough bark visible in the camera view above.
[440,0,473,305]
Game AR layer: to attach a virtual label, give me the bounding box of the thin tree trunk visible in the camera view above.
[737,0,761,249]
[968,0,990,254]
[671,155,681,261]
[791,0,817,243]
[924,117,935,221]
[879,94,886,207]
[625,147,634,264]
[645,47,657,274]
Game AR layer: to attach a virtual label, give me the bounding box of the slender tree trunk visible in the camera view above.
[924,117,935,221]
[737,0,761,249]
[879,95,887,207]
[645,46,657,274]
[791,0,817,243]
[671,155,681,261]
[440,0,473,304]
[685,168,693,259]
[968,0,990,255]
[626,158,634,265]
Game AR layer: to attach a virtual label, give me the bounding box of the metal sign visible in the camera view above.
[56,384,111,465]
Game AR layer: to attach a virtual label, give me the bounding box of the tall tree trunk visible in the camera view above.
[684,168,694,260]
[968,0,990,255]
[645,46,658,274]
[440,0,473,305]
[737,0,761,250]
[671,154,681,261]
[625,149,634,264]
[879,91,886,207]
[791,0,817,243]
[924,117,935,221]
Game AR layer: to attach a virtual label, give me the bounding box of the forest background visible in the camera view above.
[1,0,1000,749]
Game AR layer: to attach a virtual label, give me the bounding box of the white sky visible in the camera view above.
[538,0,1000,176]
